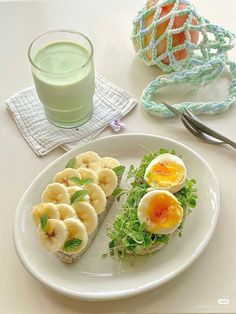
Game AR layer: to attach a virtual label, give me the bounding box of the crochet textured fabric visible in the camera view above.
[132,0,236,117]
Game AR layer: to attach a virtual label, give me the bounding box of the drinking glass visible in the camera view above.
[28,30,95,128]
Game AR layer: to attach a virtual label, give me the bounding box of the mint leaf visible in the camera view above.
[71,190,88,204]
[70,176,92,185]
[112,187,124,197]
[40,215,48,231]
[65,157,76,169]
[63,238,82,252]
[113,166,125,178]
[70,176,81,185]
[80,178,92,185]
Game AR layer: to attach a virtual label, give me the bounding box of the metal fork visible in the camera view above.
[181,114,223,144]
[161,101,236,149]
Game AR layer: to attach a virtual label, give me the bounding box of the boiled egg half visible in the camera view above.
[144,153,187,193]
[138,190,183,234]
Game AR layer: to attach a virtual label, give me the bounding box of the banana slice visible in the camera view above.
[38,219,68,252]
[97,168,118,197]
[83,183,107,214]
[76,151,101,171]
[32,203,60,227]
[53,168,81,187]
[72,202,98,235]
[77,168,98,184]
[42,183,70,204]
[62,218,88,253]
[101,157,120,169]
[67,186,90,203]
[56,204,77,220]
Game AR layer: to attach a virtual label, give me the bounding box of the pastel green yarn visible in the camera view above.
[132,0,236,117]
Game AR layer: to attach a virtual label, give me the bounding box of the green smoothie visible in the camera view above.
[32,41,95,128]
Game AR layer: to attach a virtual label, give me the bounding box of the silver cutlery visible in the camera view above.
[181,114,223,144]
[162,101,236,148]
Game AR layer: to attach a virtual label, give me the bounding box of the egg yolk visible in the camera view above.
[146,161,185,187]
[147,193,182,230]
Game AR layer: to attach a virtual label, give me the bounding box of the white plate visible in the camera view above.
[14,134,220,301]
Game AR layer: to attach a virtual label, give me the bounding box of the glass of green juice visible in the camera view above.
[28,30,95,128]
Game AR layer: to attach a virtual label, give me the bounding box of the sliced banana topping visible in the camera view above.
[33,151,123,259]
[42,183,70,204]
[77,168,98,184]
[62,218,88,253]
[72,202,98,235]
[101,157,120,169]
[83,183,107,214]
[32,203,60,227]
[67,186,90,203]
[38,219,68,252]
[76,151,101,171]
[56,204,77,220]
[53,168,81,187]
[97,168,118,197]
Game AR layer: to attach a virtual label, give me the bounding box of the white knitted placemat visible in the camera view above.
[6,73,137,156]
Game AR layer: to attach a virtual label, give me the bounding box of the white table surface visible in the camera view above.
[1,1,236,313]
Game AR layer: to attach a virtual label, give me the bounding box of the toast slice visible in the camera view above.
[55,190,119,263]
[33,152,124,264]
[107,149,197,257]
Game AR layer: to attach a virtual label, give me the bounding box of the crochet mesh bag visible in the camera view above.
[132,0,236,117]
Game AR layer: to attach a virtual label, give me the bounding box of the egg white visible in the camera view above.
[144,153,187,193]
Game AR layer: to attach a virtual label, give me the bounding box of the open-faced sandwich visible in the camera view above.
[31,151,125,263]
[107,148,197,257]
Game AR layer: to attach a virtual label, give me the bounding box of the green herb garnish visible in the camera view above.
[65,157,76,169]
[113,166,125,178]
[70,176,92,186]
[71,190,88,204]
[112,187,128,201]
[40,214,48,232]
[127,164,137,180]
[63,239,82,252]
[107,148,198,257]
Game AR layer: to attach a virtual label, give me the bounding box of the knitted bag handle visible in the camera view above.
[141,57,236,117]
[132,0,236,116]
